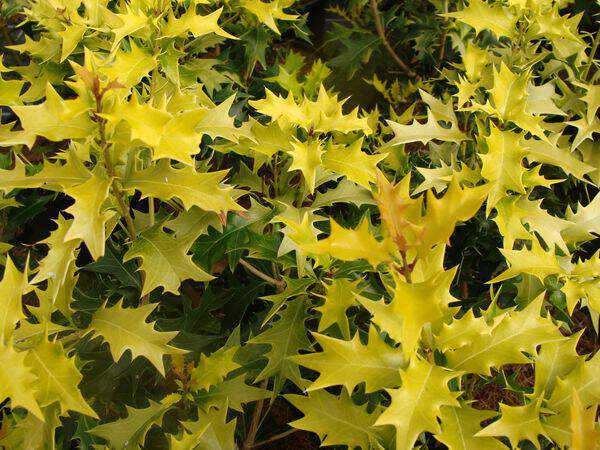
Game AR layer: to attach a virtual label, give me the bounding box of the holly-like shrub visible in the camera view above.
[0,0,598,448]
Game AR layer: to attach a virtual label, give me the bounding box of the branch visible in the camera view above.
[438,0,449,67]
[251,429,300,448]
[370,0,416,77]
[239,259,286,290]
[242,379,269,449]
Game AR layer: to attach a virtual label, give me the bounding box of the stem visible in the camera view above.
[583,30,599,81]
[438,0,449,66]
[239,259,286,290]
[242,379,269,449]
[103,146,137,242]
[250,429,299,448]
[95,94,137,243]
[95,91,148,303]
[400,250,412,283]
[370,0,416,77]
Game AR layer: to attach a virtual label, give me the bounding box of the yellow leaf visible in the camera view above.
[480,125,527,212]
[302,218,392,266]
[375,358,460,450]
[287,138,324,193]
[30,215,80,302]
[0,343,43,419]
[386,110,468,146]
[358,268,456,355]
[25,336,97,417]
[162,6,235,39]
[240,0,297,34]
[87,300,185,375]
[321,138,385,188]
[444,0,517,38]
[63,171,114,261]
[123,160,241,213]
[0,255,29,341]
[102,96,172,147]
[12,84,95,141]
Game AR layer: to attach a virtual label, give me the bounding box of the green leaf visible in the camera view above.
[445,295,564,375]
[291,327,405,393]
[25,336,97,417]
[436,405,505,450]
[0,343,43,419]
[87,300,185,375]
[88,394,180,450]
[286,389,389,449]
[375,358,460,450]
[123,160,241,214]
[124,224,213,296]
[0,255,29,341]
[249,298,310,390]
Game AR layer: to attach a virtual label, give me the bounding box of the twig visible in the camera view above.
[251,429,300,448]
[242,379,269,449]
[400,250,413,283]
[438,0,449,67]
[239,259,286,290]
[369,0,416,77]
[95,88,148,303]
[103,146,137,242]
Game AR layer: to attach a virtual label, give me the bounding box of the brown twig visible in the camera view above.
[400,250,413,283]
[438,0,449,67]
[239,259,286,290]
[250,429,300,448]
[369,0,416,77]
[242,379,269,449]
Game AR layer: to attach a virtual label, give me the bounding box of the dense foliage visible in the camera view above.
[0,0,599,448]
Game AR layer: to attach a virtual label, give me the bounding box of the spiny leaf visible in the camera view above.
[476,400,547,448]
[87,300,185,375]
[0,343,43,419]
[375,358,461,450]
[88,394,180,449]
[123,160,241,214]
[25,336,97,417]
[358,268,456,355]
[386,110,468,147]
[124,223,213,296]
[0,255,29,341]
[63,171,113,261]
[286,389,389,449]
[302,218,392,266]
[321,138,385,188]
[445,295,564,375]
[436,405,505,450]
[191,346,240,391]
[249,298,310,390]
[291,327,405,393]
[314,277,360,339]
[444,0,517,38]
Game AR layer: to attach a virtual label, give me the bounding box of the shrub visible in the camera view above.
[0,0,598,448]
